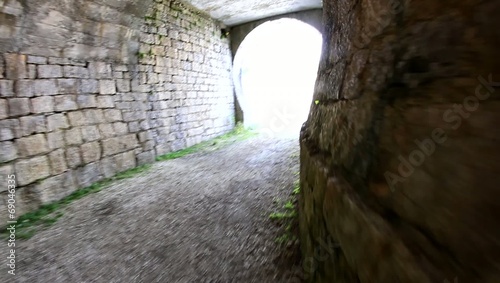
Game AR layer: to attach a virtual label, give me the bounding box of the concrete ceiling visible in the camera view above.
[184,0,323,26]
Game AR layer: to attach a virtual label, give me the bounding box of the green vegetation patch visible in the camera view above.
[156,123,256,161]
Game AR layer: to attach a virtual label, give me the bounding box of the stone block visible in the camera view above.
[31,171,76,204]
[63,66,89,78]
[138,131,153,142]
[0,164,15,192]
[88,62,112,79]
[114,65,128,72]
[66,147,82,169]
[0,123,14,141]
[79,79,99,94]
[123,111,147,122]
[47,113,69,131]
[137,150,155,165]
[19,116,47,136]
[54,95,78,112]
[27,65,37,79]
[47,131,64,150]
[142,140,155,151]
[64,128,83,146]
[103,109,122,122]
[83,109,105,124]
[101,137,120,157]
[128,121,140,132]
[49,149,67,175]
[67,111,86,127]
[0,80,14,97]
[27,56,47,65]
[97,95,115,108]
[31,96,54,113]
[81,125,101,142]
[76,94,97,108]
[0,99,6,119]
[17,134,49,157]
[75,162,102,188]
[15,156,50,186]
[0,141,17,163]
[102,134,138,156]
[116,79,131,93]
[113,71,123,79]
[8,98,30,117]
[81,142,101,164]
[49,57,81,65]
[115,150,136,172]
[37,65,63,78]
[33,80,58,96]
[99,80,116,95]
[140,120,151,131]
[57,79,78,94]
[101,156,117,178]
[98,123,114,139]
[4,53,26,79]
[113,122,128,135]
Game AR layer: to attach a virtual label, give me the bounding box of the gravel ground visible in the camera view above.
[1,135,301,283]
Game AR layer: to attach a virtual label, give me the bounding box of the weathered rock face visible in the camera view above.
[0,0,234,216]
[299,0,500,282]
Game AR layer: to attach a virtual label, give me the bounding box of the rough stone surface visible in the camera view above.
[49,149,68,175]
[30,172,76,204]
[16,134,49,157]
[186,0,322,26]
[0,99,6,119]
[8,98,30,116]
[19,115,47,136]
[15,156,50,186]
[299,1,500,283]
[31,96,55,113]
[0,0,234,213]
[0,141,17,163]
[81,142,102,164]
[47,114,70,131]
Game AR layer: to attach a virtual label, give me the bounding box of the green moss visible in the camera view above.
[137,52,146,59]
[156,123,256,161]
[2,164,152,240]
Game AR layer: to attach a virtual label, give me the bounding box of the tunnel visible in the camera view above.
[0,0,499,282]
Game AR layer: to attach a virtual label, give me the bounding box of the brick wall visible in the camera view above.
[0,0,234,215]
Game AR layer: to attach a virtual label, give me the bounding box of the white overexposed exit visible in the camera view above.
[233,18,322,137]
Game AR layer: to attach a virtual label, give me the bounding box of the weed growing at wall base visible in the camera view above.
[385,74,499,192]
[156,123,256,161]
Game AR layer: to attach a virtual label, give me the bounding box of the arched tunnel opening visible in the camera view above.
[232,19,322,138]
[1,0,499,282]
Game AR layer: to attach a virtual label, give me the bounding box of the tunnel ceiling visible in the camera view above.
[183,0,323,26]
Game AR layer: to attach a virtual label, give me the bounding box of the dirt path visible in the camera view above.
[1,136,301,283]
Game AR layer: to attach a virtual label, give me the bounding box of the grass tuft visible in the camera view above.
[156,123,256,161]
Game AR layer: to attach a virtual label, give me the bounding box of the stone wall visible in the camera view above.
[299,0,500,282]
[0,0,234,216]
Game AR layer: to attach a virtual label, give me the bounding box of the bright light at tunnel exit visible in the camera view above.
[233,18,323,137]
